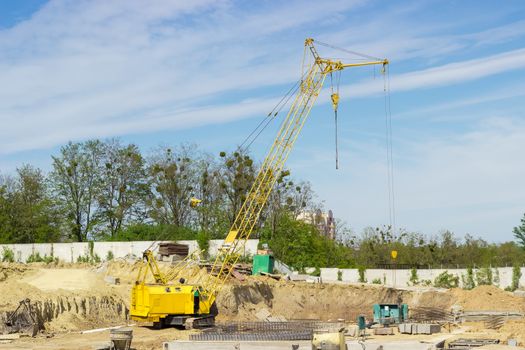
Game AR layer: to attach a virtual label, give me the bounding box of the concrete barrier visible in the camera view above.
[0,239,259,263]
[320,267,525,290]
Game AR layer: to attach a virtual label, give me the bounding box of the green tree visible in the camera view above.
[96,140,149,239]
[513,213,525,249]
[218,151,256,226]
[147,146,197,228]
[50,140,104,242]
[7,165,61,243]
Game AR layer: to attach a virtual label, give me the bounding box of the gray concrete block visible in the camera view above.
[374,327,394,335]
[415,323,440,334]
[398,323,413,334]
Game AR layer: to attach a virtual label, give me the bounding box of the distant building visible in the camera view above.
[297,209,336,240]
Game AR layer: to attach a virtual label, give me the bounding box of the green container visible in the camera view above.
[252,254,274,275]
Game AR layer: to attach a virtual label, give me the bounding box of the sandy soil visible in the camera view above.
[21,268,101,291]
[1,261,525,349]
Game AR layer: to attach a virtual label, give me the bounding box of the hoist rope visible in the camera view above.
[383,66,396,231]
[238,72,306,153]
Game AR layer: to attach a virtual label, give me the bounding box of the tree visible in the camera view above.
[513,213,525,249]
[96,140,148,238]
[9,165,61,243]
[147,146,197,228]
[50,140,103,242]
[217,151,256,226]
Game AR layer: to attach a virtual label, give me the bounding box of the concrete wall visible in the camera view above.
[320,267,525,290]
[0,239,259,263]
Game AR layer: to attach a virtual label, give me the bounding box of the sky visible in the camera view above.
[0,0,524,242]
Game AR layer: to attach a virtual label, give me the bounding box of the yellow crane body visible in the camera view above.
[129,38,388,328]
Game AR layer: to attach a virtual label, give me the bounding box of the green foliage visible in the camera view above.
[337,270,343,281]
[260,214,354,271]
[421,279,432,286]
[1,247,15,262]
[513,213,525,249]
[77,253,100,264]
[511,265,522,291]
[476,267,493,286]
[461,267,476,290]
[310,267,321,277]
[409,267,419,285]
[372,278,382,284]
[434,270,459,288]
[196,231,210,257]
[106,250,114,261]
[358,266,367,283]
[26,252,57,264]
[111,224,196,241]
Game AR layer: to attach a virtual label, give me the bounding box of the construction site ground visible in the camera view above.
[1,261,525,349]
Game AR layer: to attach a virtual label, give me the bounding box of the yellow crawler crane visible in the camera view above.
[130,38,388,328]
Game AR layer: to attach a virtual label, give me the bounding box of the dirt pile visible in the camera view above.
[216,280,455,321]
[450,285,525,312]
[0,265,128,333]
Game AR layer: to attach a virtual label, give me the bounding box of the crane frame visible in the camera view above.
[130,38,388,328]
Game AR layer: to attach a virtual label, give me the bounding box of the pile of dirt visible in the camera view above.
[450,285,525,312]
[216,279,455,321]
[0,265,128,334]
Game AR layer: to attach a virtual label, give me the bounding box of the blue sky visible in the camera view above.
[1,0,525,242]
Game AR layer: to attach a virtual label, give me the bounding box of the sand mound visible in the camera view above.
[450,285,525,312]
[21,268,101,291]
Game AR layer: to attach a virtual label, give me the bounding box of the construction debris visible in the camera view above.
[158,243,189,257]
[4,298,38,337]
[447,338,499,349]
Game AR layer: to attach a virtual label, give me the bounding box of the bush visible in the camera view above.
[358,266,367,283]
[409,267,419,286]
[421,279,432,286]
[310,267,321,277]
[26,252,56,263]
[511,265,522,291]
[493,268,500,286]
[476,267,493,286]
[461,267,476,290]
[434,271,459,288]
[337,270,343,281]
[106,250,114,261]
[372,278,382,284]
[77,252,101,264]
[197,231,210,257]
[1,247,15,262]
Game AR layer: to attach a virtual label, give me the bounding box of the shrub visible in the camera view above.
[337,270,343,281]
[106,250,114,261]
[409,267,419,286]
[476,267,493,286]
[434,271,459,288]
[372,278,382,284]
[421,279,432,286]
[1,247,15,262]
[196,231,210,257]
[461,267,476,290]
[511,265,522,291]
[310,267,321,277]
[27,253,57,264]
[358,266,367,283]
[493,268,500,286]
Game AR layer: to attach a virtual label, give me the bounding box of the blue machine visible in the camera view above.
[373,303,408,325]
